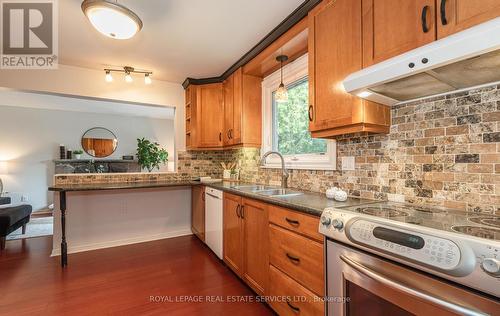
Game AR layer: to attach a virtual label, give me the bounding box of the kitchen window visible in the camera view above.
[262,54,336,170]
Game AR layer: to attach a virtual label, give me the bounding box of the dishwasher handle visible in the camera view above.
[205,192,221,199]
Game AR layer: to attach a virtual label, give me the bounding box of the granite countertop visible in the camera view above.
[48,180,379,217]
[48,180,193,192]
[200,181,379,217]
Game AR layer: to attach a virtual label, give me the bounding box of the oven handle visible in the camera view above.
[339,255,487,316]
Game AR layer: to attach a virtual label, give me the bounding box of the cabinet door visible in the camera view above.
[223,75,234,146]
[223,193,243,276]
[198,84,223,147]
[362,0,436,67]
[232,68,243,145]
[191,185,205,241]
[309,0,364,132]
[242,198,269,295]
[437,0,500,38]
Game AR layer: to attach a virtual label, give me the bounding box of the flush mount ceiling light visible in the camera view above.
[275,55,289,103]
[104,66,153,84]
[81,0,143,40]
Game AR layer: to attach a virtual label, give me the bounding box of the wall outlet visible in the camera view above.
[21,194,29,202]
[341,156,355,171]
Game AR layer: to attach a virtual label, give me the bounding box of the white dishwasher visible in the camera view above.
[204,187,223,259]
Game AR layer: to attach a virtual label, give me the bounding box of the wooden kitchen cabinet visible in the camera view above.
[242,198,269,295]
[185,83,223,149]
[362,0,436,67]
[223,194,269,295]
[223,193,244,276]
[191,185,205,241]
[308,0,390,137]
[223,67,262,147]
[437,0,500,39]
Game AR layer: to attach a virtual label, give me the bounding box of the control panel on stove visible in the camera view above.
[347,219,461,270]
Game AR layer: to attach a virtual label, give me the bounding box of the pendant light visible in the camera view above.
[275,55,289,103]
[82,0,143,40]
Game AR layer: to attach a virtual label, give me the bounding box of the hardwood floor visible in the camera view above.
[0,235,275,315]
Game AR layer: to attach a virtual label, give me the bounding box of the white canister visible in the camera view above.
[223,169,231,179]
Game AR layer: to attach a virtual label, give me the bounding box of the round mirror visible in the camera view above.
[81,127,118,158]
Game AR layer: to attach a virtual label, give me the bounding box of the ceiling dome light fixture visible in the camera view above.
[81,0,143,40]
[104,66,152,85]
[275,55,289,103]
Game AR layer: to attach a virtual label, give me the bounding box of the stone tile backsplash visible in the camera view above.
[55,84,499,213]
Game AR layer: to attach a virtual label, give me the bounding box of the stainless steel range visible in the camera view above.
[319,201,500,316]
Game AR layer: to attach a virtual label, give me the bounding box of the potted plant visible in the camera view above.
[136,138,168,172]
[73,150,84,160]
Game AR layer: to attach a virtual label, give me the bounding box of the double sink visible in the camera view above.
[229,184,303,198]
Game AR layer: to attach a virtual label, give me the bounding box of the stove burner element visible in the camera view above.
[451,225,500,241]
[357,207,409,218]
[411,206,443,214]
[469,216,500,229]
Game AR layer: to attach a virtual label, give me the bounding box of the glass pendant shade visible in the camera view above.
[275,55,289,103]
[275,82,288,103]
[82,0,143,40]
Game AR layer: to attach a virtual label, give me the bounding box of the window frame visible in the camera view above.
[261,54,336,170]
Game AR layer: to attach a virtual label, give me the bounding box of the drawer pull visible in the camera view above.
[286,253,301,264]
[236,204,241,218]
[286,300,300,313]
[285,217,300,226]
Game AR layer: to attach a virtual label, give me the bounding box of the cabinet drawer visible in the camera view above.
[270,224,324,296]
[269,205,323,242]
[269,265,324,316]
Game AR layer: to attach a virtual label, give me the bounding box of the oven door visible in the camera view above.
[326,240,499,316]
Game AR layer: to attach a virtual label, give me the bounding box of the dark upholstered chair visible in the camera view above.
[0,198,32,250]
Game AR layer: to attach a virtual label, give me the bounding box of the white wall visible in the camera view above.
[52,187,192,256]
[0,104,175,210]
[0,64,186,151]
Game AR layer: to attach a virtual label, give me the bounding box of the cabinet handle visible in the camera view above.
[227,129,231,140]
[286,253,301,264]
[219,132,222,142]
[240,205,245,219]
[236,204,241,218]
[440,0,448,25]
[202,192,205,202]
[285,217,299,226]
[286,300,300,313]
[229,129,233,139]
[308,105,313,122]
[421,5,430,33]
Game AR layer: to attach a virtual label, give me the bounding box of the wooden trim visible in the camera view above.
[182,0,322,89]
[310,123,390,138]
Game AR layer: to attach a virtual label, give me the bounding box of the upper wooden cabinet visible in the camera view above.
[223,68,262,148]
[362,0,436,67]
[186,68,261,150]
[185,83,223,149]
[437,0,500,38]
[308,0,390,137]
[362,0,500,66]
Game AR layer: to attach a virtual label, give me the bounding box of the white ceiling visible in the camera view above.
[60,0,305,83]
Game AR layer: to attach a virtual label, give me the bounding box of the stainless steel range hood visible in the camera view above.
[343,18,500,105]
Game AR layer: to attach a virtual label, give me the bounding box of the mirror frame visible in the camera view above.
[81,127,118,158]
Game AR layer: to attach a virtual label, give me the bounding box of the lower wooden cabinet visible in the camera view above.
[223,193,269,295]
[191,185,205,241]
[223,192,244,275]
[242,198,269,295]
[269,265,324,316]
[223,192,325,315]
[269,224,324,296]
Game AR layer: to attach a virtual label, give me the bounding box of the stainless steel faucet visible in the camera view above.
[259,151,289,188]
